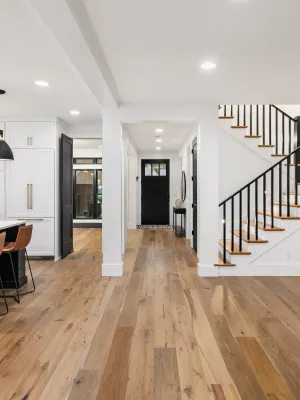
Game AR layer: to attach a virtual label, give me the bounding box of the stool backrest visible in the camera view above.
[0,232,6,255]
[13,225,33,251]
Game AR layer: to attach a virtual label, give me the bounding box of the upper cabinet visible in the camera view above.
[5,121,55,149]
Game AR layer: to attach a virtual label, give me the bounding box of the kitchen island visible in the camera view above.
[0,220,27,288]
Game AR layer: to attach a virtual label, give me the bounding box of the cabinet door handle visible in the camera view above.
[27,184,30,209]
[31,137,33,145]
[30,184,33,209]
[17,218,44,221]
[27,137,29,146]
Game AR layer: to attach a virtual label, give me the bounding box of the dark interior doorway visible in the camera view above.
[60,134,74,259]
[192,138,197,252]
[141,159,170,225]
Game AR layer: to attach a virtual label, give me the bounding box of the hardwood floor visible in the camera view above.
[0,228,300,399]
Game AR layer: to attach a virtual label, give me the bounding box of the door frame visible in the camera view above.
[141,159,170,225]
[192,137,197,253]
[73,168,99,220]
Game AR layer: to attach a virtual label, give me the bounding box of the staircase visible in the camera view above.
[217,105,300,275]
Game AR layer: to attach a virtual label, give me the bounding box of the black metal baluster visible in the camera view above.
[231,198,234,252]
[223,203,226,263]
[239,191,242,251]
[287,155,290,217]
[250,105,253,135]
[255,180,258,240]
[282,115,285,155]
[247,185,250,240]
[256,105,259,136]
[231,105,233,117]
[263,105,265,145]
[295,154,298,206]
[237,105,240,126]
[224,105,227,117]
[271,168,274,227]
[244,105,246,127]
[279,162,282,216]
[263,174,266,228]
[289,119,292,153]
[269,105,272,145]
[276,109,278,154]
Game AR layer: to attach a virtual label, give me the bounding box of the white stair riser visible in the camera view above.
[283,193,300,203]
[273,204,300,217]
[257,213,284,227]
[243,223,283,240]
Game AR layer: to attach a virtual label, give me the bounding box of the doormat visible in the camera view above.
[137,225,172,229]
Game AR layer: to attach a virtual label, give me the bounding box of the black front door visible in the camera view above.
[141,160,169,225]
[192,138,197,252]
[60,134,74,258]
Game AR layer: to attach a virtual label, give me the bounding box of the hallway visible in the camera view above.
[0,229,299,399]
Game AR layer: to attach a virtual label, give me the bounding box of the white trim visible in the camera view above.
[219,263,300,277]
[128,222,137,229]
[198,263,219,277]
[102,262,124,277]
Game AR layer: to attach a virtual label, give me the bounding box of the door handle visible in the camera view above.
[27,184,30,209]
[30,184,33,209]
[30,137,33,146]
[27,137,29,146]
[17,218,43,221]
[192,203,197,209]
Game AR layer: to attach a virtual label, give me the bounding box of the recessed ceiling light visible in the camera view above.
[199,61,217,71]
[98,145,102,148]
[70,110,80,115]
[156,147,161,150]
[34,80,49,87]
[156,128,164,133]
[156,138,163,143]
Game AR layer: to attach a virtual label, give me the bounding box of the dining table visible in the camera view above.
[0,220,27,288]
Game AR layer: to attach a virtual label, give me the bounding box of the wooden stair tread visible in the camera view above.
[284,164,300,167]
[215,252,236,267]
[219,240,251,255]
[283,192,300,195]
[258,144,275,148]
[231,126,248,129]
[233,230,268,243]
[258,211,300,220]
[271,154,289,157]
[219,116,234,119]
[245,220,285,232]
[272,201,300,208]
[245,135,262,138]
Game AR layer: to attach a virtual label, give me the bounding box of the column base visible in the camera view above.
[198,263,219,277]
[102,262,124,277]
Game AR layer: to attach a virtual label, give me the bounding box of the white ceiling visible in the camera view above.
[73,138,102,149]
[83,0,300,104]
[0,0,102,125]
[125,122,197,152]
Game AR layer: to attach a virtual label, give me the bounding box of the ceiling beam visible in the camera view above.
[27,0,120,108]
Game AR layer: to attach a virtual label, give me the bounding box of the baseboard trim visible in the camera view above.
[198,263,219,277]
[102,262,124,277]
[219,263,300,276]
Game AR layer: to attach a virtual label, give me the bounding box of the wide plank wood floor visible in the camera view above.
[0,228,300,399]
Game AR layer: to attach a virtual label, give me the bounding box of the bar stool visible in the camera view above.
[0,232,9,315]
[3,225,35,303]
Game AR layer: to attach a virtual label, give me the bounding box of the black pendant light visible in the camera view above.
[0,90,14,161]
[0,133,14,161]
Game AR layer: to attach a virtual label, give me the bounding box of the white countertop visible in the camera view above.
[0,220,26,230]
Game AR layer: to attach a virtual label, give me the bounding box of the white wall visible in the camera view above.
[0,122,5,221]
[137,151,181,225]
[68,123,102,139]
[73,148,102,158]
[276,105,300,119]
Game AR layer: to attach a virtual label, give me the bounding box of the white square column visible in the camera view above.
[197,107,219,277]
[102,108,123,276]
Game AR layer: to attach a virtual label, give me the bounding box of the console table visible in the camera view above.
[173,207,186,237]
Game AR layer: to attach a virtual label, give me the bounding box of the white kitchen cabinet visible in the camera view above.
[6,217,54,256]
[6,121,55,149]
[6,149,54,218]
